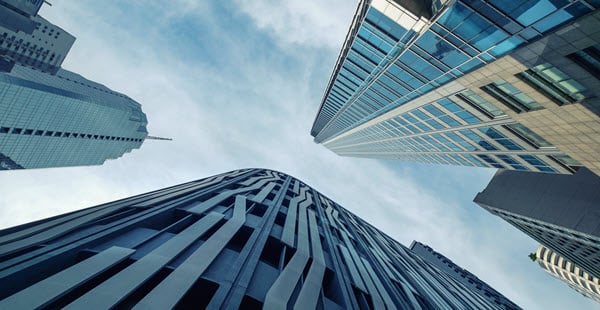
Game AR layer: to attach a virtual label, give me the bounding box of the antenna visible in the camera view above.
[146,135,173,141]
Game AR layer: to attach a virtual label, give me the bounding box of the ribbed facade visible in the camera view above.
[536,245,600,303]
[474,168,600,280]
[0,169,517,309]
[311,0,600,175]
[409,241,520,309]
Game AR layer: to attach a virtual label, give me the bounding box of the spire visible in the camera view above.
[146,135,172,141]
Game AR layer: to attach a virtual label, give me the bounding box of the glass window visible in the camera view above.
[504,123,553,148]
[518,63,587,105]
[457,89,505,118]
[482,80,543,113]
[568,44,600,79]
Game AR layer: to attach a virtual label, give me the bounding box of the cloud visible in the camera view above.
[0,1,597,309]
[232,0,357,49]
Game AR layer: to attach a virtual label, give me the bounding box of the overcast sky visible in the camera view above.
[0,1,596,309]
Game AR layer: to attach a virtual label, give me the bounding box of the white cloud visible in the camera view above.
[232,0,357,49]
[0,1,597,309]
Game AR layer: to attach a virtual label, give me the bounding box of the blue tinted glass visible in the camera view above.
[472,28,509,51]
[437,2,472,29]
[514,0,568,26]
[439,115,460,127]
[478,140,498,150]
[454,11,491,41]
[538,166,556,172]
[455,111,480,124]
[478,127,503,139]
[412,110,429,120]
[489,37,525,57]
[438,99,461,112]
[458,58,483,73]
[423,104,444,116]
[533,9,576,33]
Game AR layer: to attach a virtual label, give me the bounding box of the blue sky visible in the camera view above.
[0,1,596,308]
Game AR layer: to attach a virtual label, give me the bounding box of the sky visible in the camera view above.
[0,1,597,309]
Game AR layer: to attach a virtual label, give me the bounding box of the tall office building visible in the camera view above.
[0,65,148,170]
[409,241,519,308]
[0,3,148,170]
[535,245,600,303]
[0,169,518,309]
[474,168,600,280]
[311,0,600,175]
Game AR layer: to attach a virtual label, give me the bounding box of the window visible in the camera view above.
[482,80,543,113]
[457,89,505,118]
[504,123,553,148]
[569,44,600,78]
[549,154,582,173]
[518,63,587,105]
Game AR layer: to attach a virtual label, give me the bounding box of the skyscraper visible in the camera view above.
[311,0,600,175]
[535,245,600,303]
[0,65,148,170]
[474,168,600,279]
[409,241,520,308]
[0,168,518,309]
[0,3,148,170]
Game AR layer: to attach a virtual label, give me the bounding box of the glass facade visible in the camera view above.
[311,0,596,174]
[0,65,147,169]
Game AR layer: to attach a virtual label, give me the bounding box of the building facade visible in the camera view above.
[0,0,44,35]
[1,2,74,74]
[0,3,147,170]
[311,0,600,175]
[0,169,518,309]
[474,168,600,280]
[409,241,520,308]
[0,65,148,170]
[536,245,600,303]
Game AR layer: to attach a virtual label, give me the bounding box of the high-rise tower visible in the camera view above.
[0,2,148,170]
[0,65,148,170]
[312,0,600,175]
[474,168,600,280]
[409,241,520,308]
[0,169,518,309]
[535,245,600,304]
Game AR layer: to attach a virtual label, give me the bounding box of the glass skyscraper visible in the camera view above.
[0,4,148,170]
[312,0,600,175]
[0,169,519,309]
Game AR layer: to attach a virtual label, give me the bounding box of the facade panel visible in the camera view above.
[0,169,519,309]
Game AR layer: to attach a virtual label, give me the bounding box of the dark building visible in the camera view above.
[409,241,520,309]
[474,168,600,280]
[0,169,517,309]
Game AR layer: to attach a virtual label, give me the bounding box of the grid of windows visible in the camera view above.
[312,0,598,143]
[518,63,588,105]
[482,80,543,113]
[0,65,147,169]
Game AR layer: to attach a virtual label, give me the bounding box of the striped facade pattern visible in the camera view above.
[536,245,600,303]
[0,169,515,309]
